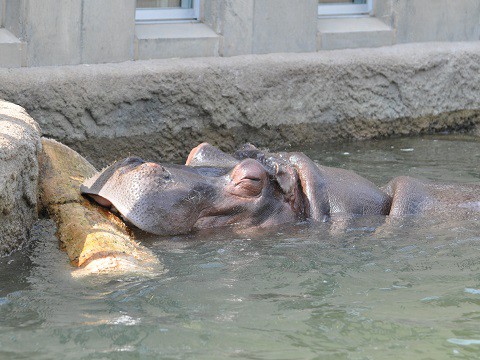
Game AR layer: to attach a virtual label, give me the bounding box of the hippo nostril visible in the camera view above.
[122,157,145,166]
[162,171,171,180]
[145,162,162,169]
[140,162,172,180]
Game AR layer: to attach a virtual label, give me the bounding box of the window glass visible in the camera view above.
[319,0,366,3]
[135,0,198,22]
[318,0,371,16]
[137,0,193,9]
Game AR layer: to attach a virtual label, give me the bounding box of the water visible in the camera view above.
[1,134,480,359]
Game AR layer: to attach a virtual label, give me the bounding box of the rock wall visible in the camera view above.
[0,100,41,255]
[0,42,479,167]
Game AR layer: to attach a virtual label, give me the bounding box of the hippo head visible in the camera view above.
[80,143,306,236]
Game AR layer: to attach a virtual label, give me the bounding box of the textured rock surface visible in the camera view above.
[39,138,163,274]
[0,101,41,255]
[0,42,479,167]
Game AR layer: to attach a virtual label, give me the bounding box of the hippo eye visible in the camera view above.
[228,159,267,197]
[233,176,263,197]
[242,176,261,182]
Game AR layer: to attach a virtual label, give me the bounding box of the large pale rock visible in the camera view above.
[39,138,162,274]
[0,42,479,167]
[0,100,41,255]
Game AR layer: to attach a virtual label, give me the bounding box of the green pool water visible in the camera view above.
[1,134,479,360]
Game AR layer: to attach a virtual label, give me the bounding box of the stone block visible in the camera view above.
[81,0,136,64]
[0,100,41,255]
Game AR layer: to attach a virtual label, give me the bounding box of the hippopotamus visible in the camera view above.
[80,143,480,236]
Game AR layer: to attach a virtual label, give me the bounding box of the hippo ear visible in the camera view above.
[264,156,305,216]
[269,159,297,196]
[234,143,266,161]
[286,153,330,221]
[186,142,239,168]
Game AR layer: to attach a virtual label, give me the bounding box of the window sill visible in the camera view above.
[317,17,393,51]
[135,22,219,60]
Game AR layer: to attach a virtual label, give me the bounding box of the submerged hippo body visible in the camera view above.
[80,143,480,236]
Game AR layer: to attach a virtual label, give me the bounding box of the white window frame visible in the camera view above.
[318,0,373,17]
[136,0,200,23]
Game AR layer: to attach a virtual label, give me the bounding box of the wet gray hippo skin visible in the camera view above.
[80,143,480,236]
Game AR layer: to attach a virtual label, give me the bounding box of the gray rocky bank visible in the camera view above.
[0,42,480,167]
[0,101,41,255]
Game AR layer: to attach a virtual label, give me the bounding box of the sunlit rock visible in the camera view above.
[39,138,163,275]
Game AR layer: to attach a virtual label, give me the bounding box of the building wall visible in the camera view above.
[252,0,317,54]
[2,0,135,67]
[0,0,4,27]
[204,0,317,57]
[81,0,136,64]
[25,1,83,66]
[394,0,480,43]
[374,0,393,27]
[0,0,479,68]
[3,0,25,41]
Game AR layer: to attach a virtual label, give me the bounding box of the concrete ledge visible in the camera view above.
[317,17,394,50]
[0,42,479,167]
[135,23,219,60]
[0,28,24,68]
[0,100,41,255]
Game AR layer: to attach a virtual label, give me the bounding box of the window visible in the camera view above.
[136,0,200,23]
[318,0,373,17]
